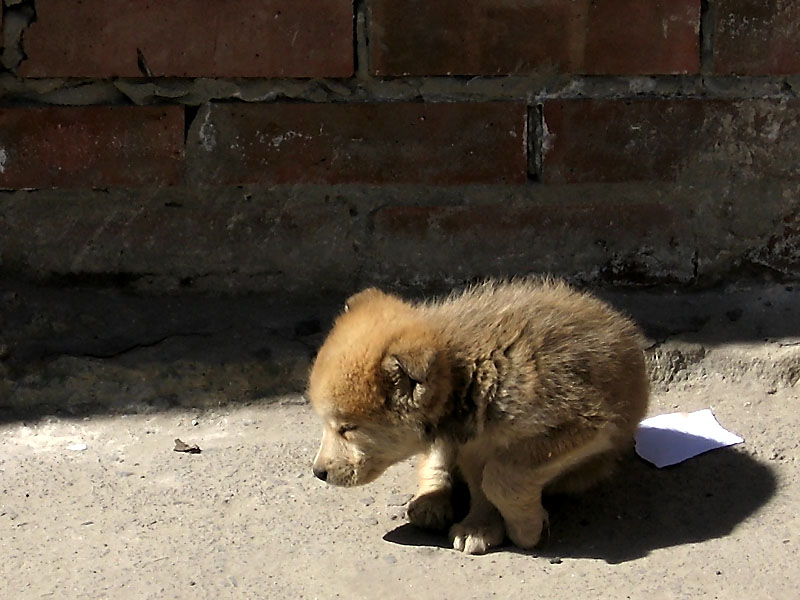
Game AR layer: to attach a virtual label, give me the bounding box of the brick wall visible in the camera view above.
[1,0,799,294]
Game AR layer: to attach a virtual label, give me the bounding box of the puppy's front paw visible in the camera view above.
[407,488,453,531]
[449,518,505,555]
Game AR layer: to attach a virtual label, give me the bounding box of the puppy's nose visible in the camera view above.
[313,467,328,482]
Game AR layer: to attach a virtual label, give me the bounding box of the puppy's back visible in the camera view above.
[421,279,648,440]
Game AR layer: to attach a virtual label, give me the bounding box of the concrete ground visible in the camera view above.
[1,281,798,598]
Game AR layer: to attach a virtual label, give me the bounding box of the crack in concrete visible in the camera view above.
[691,249,700,283]
[354,0,369,79]
[136,48,153,78]
[1,0,36,73]
[699,0,715,75]
[78,332,215,360]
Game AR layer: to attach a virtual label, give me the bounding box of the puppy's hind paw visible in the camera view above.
[407,488,454,531]
[505,508,549,550]
[449,519,505,555]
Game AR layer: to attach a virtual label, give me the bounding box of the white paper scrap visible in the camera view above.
[635,409,743,468]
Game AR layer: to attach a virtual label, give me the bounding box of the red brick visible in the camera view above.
[584,0,700,75]
[541,99,800,183]
[19,0,353,78]
[713,0,800,75]
[369,0,700,76]
[187,102,527,185]
[0,106,184,189]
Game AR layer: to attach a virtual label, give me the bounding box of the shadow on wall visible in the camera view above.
[384,447,777,563]
[597,284,800,345]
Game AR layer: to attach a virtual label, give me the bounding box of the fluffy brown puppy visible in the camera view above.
[308,279,649,554]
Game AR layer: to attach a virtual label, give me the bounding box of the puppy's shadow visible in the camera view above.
[384,446,777,563]
[384,524,453,549]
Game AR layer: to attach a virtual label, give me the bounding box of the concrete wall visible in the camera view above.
[1,1,799,294]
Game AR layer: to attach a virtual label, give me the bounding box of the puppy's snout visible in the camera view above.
[313,466,328,482]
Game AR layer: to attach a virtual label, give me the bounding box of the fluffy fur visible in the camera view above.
[308,279,649,554]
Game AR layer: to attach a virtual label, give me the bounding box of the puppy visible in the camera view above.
[308,279,649,554]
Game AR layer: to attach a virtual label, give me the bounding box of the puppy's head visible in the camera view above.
[308,288,451,487]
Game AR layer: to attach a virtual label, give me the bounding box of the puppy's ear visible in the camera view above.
[343,288,386,313]
[381,348,436,413]
[388,349,435,385]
